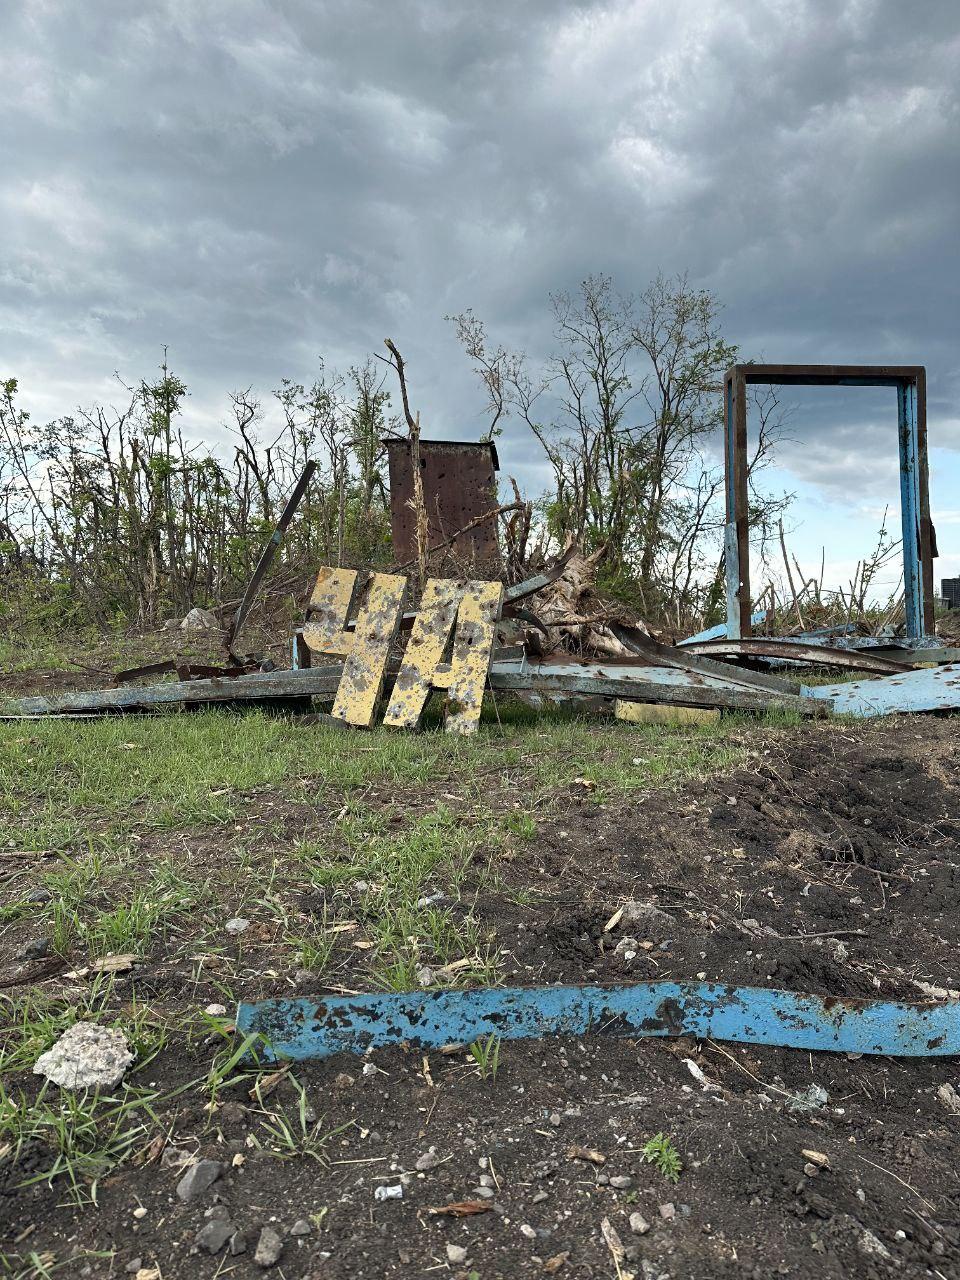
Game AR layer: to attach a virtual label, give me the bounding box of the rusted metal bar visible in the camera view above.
[608,623,801,695]
[679,638,912,676]
[226,459,317,653]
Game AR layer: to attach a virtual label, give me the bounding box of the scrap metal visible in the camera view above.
[386,438,501,573]
[236,980,960,1060]
[226,459,317,654]
[677,638,912,676]
[722,364,934,641]
[803,661,960,717]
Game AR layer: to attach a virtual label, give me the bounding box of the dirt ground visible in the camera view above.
[3,713,960,1278]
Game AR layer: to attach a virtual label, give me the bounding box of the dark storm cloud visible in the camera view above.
[1,0,958,501]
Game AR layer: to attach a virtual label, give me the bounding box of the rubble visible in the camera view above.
[33,1022,134,1091]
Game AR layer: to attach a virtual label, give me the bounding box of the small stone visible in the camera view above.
[334,1072,355,1088]
[19,936,51,961]
[621,900,673,930]
[659,1202,676,1220]
[894,1230,907,1241]
[532,1190,549,1204]
[804,1162,819,1177]
[290,1219,312,1237]
[25,889,53,905]
[472,1185,495,1198]
[937,1082,960,1113]
[254,1226,283,1267]
[629,1212,650,1235]
[446,1243,469,1264]
[176,1159,225,1202]
[181,606,219,631]
[374,1184,404,1201]
[786,1083,828,1113]
[196,1220,234,1254]
[229,1232,247,1256]
[125,1259,142,1274]
[520,1224,537,1240]
[609,1175,633,1189]
[415,1150,441,1171]
[416,965,434,986]
[34,1022,134,1091]
[225,918,249,936]
[132,1206,147,1219]
[858,1229,891,1260]
[204,1003,227,1017]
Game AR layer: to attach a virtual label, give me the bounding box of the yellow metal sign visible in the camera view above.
[301,569,502,734]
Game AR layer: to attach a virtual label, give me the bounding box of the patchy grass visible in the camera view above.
[0,704,782,995]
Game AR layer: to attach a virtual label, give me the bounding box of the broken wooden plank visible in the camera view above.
[487,661,816,715]
[0,666,347,717]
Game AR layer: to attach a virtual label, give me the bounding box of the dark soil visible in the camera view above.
[4,718,960,1278]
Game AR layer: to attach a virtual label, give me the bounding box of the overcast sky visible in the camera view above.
[2,0,959,592]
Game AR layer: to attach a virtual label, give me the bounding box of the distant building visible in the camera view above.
[942,578,960,610]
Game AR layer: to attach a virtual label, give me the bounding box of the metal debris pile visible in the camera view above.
[4,364,960,727]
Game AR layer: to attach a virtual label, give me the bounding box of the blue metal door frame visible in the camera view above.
[722,364,933,641]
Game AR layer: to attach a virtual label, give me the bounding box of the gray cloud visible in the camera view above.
[1,0,958,515]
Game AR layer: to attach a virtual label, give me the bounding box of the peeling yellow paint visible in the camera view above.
[301,568,358,655]
[332,573,407,726]
[383,578,463,730]
[444,581,503,736]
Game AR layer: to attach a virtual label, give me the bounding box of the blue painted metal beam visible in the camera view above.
[680,610,769,646]
[898,378,926,639]
[236,981,960,1061]
[804,661,960,716]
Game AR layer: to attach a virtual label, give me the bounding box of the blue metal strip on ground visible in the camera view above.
[235,981,960,1061]
[804,662,960,716]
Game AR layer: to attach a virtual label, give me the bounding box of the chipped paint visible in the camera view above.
[236,981,960,1060]
[332,573,407,726]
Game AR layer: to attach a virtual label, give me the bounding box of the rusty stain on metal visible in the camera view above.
[386,439,501,573]
[680,638,912,675]
[236,980,960,1061]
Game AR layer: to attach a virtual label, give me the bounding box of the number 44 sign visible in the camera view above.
[300,568,503,735]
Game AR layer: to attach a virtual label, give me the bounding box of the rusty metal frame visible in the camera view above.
[723,364,933,640]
